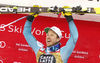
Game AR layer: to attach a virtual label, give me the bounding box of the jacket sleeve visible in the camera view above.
[23,20,40,55]
[60,19,79,62]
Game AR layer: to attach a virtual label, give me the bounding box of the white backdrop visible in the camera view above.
[0,0,100,7]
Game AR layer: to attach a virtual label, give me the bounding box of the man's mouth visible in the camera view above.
[47,40,51,42]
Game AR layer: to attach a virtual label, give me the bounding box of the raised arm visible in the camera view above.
[23,13,40,55]
[60,8,79,62]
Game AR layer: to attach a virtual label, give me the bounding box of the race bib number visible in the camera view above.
[38,54,56,63]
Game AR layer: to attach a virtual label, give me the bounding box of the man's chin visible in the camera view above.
[47,45,51,47]
[47,44,52,47]
[47,44,54,47]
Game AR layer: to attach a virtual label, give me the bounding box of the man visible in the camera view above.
[23,8,78,63]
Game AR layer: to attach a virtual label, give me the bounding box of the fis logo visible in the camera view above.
[0,41,6,48]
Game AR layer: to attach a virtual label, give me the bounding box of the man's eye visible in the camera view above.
[51,34,54,36]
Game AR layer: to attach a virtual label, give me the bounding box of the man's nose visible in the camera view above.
[47,36,50,39]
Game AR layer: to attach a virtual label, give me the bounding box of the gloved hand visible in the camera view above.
[27,5,41,22]
[61,6,73,22]
[61,6,72,16]
[27,12,39,22]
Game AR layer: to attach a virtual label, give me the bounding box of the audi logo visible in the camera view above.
[0,41,6,48]
[0,60,3,63]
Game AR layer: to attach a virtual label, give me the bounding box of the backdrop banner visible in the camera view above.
[0,14,100,63]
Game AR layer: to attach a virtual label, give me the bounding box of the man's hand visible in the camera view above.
[27,5,41,22]
[27,12,39,22]
[61,6,72,16]
[61,6,73,23]
[30,5,40,17]
[30,12,39,17]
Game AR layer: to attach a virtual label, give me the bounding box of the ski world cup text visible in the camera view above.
[0,24,22,33]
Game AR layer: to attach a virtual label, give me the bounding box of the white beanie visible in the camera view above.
[44,26,62,39]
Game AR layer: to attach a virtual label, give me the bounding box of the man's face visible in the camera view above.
[46,30,60,47]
